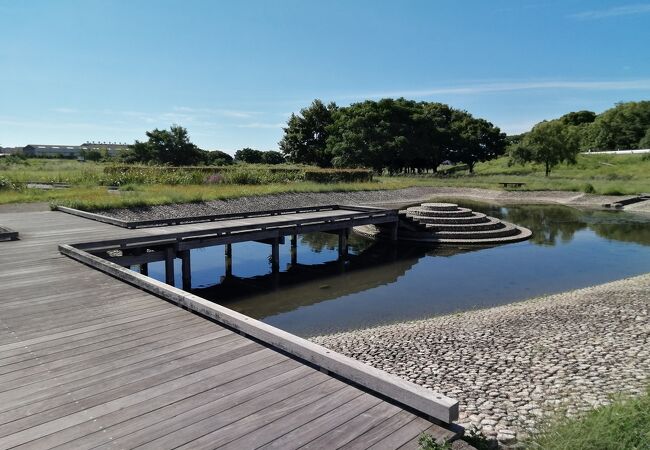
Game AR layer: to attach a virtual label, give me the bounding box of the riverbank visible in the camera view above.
[311,273,650,446]
[97,186,649,221]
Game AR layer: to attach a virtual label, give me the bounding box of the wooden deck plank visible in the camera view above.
[260,393,384,450]
[36,356,297,450]
[366,417,444,450]
[340,410,420,450]
[0,343,263,447]
[180,378,350,450]
[219,385,365,449]
[300,402,402,449]
[94,367,325,450]
[0,333,248,424]
[0,209,457,449]
[0,330,238,406]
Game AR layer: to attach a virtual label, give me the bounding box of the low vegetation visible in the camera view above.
[1,153,649,211]
[526,387,650,450]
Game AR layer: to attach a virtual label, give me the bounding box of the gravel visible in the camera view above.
[98,187,638,222]
[311,274,650,447]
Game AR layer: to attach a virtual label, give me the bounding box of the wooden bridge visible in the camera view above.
[0,206,461,449]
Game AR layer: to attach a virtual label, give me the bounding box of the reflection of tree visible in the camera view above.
[590,222,650,246]
[503,205,586,246]
[299,232,375,254]
[299,233,337,253]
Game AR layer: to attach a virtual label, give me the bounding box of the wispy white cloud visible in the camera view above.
[568,3,650,20]
[236,122,285,129]
[346,79,650,100]
[52,107,78,114]
[172,106,260,119]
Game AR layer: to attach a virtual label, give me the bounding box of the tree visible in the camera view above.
[584,101,650,150]
[261,150,285,164]
[122,125,203,165]
[234,148,264,163]
[449,111,506,173]
[202,150,233,165]
[510,120,580,176]
[410,102,453,173]
[639,128,650,149]
[279,99,337,167]
[559,110,596,126]
[327,98,420,173]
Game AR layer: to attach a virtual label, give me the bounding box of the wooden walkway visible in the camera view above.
[0,210,458,449]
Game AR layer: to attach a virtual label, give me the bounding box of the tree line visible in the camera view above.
[508,100,650,176]
[279,98,506,174]
[119,125,285,166]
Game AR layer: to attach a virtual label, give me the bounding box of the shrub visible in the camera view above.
[303,169,373,183]
[583,183,596,194]
[103,165,373,185]
[204,173,224,184]
[0,176,18,190]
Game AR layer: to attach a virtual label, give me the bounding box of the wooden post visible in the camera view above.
[165,247,175,286]
[180,250,191,291]
[225,244,232,277]
[389,222,399,241]
[271,238,280,273]
[338,228,349,259]
[290,234,297,266]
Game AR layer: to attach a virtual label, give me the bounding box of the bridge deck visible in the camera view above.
[0,210,456,449]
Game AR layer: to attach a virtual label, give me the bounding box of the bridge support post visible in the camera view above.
[290,234,297,266]
[164,247,176,286]
[389,222,399,241]
[271,238,280,273]
[180,250,191,291]
[338,228,349,259]
[225,244,232,277]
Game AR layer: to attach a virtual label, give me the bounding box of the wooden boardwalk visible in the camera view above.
[0,210,458,449]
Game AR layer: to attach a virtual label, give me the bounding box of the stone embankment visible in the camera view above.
[98,187,648,221]
[311,274,650,446]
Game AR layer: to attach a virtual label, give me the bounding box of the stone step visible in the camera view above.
[405,212,491,225]
[424,217,504,232]
[398,225,532,245]
[405,207,473,218]
[430,222,521,239]
[419,202,458,211]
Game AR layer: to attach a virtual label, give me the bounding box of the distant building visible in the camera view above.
[0,147,22,155]
[22,145,84,157]
[80,141,130,157]
[20,141,130,158]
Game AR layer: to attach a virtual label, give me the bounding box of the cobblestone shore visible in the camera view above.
[98,187,644,221]
[311,274,650,446]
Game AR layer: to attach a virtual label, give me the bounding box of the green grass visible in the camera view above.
[526,387,650,450]
[2,154,650,211]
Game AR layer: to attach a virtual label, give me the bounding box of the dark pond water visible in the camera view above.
[142,201,650,337]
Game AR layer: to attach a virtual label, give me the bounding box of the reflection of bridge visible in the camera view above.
[195,243,482,320]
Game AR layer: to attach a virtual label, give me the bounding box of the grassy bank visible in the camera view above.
[1,154,649,210]
[526,387,650,450]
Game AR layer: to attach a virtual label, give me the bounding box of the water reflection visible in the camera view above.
[192,240,478,319]
[145,201,650,336]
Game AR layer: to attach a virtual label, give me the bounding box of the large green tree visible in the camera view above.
[123,125,203,165]
[449,111,506,173]
[234,148,264,163]
[510,120,580,176]
[279,99,337,167]
[327,98,418,173]
[584,101,650,150]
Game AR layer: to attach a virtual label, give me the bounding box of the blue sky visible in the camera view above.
[1,0,649,153]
